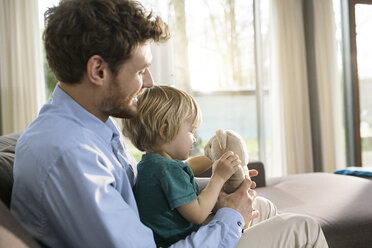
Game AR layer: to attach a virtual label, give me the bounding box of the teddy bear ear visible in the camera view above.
[215,129,227,150]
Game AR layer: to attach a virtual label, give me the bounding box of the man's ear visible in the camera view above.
[86,55,107,86]
[159,123,168,141]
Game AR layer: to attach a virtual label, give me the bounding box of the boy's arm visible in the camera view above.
[178,152,241,224]
[171,177,257,248]
[186,155,213,176]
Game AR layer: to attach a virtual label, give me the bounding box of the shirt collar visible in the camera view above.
[141,153,189,168]
[51,85,118,146]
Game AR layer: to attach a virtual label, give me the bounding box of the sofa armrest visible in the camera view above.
[0,200,41,247]
[248,161,266,188]
[0,133,21,208]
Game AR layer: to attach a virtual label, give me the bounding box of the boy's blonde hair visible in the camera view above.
[122,85,202,152]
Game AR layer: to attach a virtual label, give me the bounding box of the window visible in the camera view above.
[39,0,272,166]
[39,0,59,99]
[145,0,271,165]
[354,3,372,166]
[342,0,372,166]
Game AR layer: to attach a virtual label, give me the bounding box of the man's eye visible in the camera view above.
[139,68,147,75]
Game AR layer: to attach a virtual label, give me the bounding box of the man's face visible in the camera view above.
[100,43,153,119]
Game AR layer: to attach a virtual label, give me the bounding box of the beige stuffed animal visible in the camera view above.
[204,129,249,194]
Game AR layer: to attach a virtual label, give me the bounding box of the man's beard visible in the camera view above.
[100,80,138,119]
[100,97,138,119]
[110,107,137,119]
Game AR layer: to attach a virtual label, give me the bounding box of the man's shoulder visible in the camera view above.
[16,114,105,166]
[20,119,85,148]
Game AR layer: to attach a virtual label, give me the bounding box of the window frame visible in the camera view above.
[341,0,372,166]
[188,0,269,164]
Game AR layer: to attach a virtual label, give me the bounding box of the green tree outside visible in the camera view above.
[43,51,58,99]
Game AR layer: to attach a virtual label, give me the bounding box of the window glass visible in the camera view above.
[355,4,372,165]
[167,0,261,160]
[184,0,256,91]
[39,0,60,99]
[39,0,267,163]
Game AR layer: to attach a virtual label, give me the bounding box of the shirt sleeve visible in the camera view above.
[170,208,244,247]
[160,163,198,210]
[42,145,156,248]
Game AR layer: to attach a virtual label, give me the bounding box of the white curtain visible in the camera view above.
[268,0,344,176]
[312,0,345,172]
[0,0,45,135]
[269,0,314,176]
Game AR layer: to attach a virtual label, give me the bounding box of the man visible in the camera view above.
[11,0,328,247]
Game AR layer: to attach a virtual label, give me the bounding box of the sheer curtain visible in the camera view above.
[268,0,344,176]
[269,0,313,176]
[0,0,45,135]
[312,0,345,172]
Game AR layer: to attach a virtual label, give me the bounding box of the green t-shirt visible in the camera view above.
[134,153,201,247]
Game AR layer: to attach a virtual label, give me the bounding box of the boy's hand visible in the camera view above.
[212,151,241,183]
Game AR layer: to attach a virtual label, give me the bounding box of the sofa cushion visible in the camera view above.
[0,199,41,248]
[256,172,372,248]
[0,133,21,207]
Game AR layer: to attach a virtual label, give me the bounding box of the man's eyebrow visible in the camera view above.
[139,62,151,71]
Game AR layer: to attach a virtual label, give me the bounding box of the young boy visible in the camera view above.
[122,85,242,247]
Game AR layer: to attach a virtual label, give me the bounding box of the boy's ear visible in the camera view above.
[86,55,107,86]
[159,123,168,141]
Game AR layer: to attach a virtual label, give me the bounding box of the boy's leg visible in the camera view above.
[236,213,328,248]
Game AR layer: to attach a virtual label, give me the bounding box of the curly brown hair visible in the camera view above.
[43,0,170,84]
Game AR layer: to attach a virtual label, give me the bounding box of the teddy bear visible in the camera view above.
[204,129,249,194]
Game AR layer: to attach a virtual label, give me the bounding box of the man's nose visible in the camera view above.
[143,68,154,88]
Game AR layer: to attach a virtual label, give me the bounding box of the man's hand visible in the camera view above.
[216,175,259,226]
[249,169,258,189]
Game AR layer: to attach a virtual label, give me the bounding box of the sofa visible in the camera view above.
[0,132,41,247]
[200,160,372,247]
[1,132,372,248]
[255,171,372,248]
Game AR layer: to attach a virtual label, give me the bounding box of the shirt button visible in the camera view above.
[237,221,242,227]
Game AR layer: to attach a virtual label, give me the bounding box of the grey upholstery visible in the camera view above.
[0,132,20,207]
[256,172,372,248]
[0,200,41,248]
[199,159,372,248]
[0,133,41,248]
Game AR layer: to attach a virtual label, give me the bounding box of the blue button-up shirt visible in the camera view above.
[11,86,243,248]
